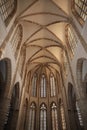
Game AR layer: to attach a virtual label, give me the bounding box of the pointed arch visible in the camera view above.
[50,73,56,97]
[4,82,20,130]
[51,102,59,130]
[40,74,47,97]
[68,82,84,130]
[40,103,47,130]
[32,73,37,97]
[28,102,36,130]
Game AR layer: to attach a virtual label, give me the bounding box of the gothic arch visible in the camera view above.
[77,58,87,97]
[68,82,83,130]
[4,82,20,130]
[28,102,36,130]
[40,103,47,130]
[0,58,11,97]
[50,102,59,130]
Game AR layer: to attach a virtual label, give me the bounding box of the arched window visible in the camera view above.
[51,103,58,130]
[50,74,56,97]
[32,73,37,97]
[76,102,83,127]
[40,104,47,130]
[66,24,78,59]
[72,0,87,25]
[28,103,36,130]
[0,0,17,26]
[11,24,22,59]
[41,74,46,97]
[63,51,68,77]
[60,103,66,130]
[18,46,26,77]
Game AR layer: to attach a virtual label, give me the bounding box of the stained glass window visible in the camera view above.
[28,103,36,130]
[32,73,37,97]
[50,74,56,97]
[72,0,87,25]
[41,74,46,97]
[51,103,58,130]
[0,0,17,25]
[40,104,47,130]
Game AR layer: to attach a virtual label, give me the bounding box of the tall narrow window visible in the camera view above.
[51,103,58,130]
[40,104,47,130]
[76,102,83,127]
[50,74,56,97]
[72,0,87,25]
[11,25,22,59]
[63,52,68,77]
[60,103,66,130]
[28,103,36,130]
[66,25,78,59]
[41,74,46,97]
[32,73,37,97]
[18,47,26,77]
[0,0,17,26]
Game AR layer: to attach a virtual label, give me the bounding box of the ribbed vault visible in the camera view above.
[17,0,69,74]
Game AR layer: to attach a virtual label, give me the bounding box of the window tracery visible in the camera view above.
[72,0,87,25]
[0,0,17,26]
[66,25,78,59]
[40,104,47,130]
[51,103,59,130]
[32,73,37,97]
[41,74,46,97]
[76,102,83,127]
[11,24,22,59]
[50,73,56,97]
[60,103,66,130]
[28,103,36,130]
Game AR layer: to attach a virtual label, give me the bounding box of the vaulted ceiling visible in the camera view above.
[17,0,70,75]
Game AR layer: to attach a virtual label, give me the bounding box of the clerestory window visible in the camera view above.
[32,73,37,97]
[0,0,17,26]
[72,0,87,25]
[50,74,56,97]
[41,74,46,97]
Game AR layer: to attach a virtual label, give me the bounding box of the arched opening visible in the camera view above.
[23,98,28,130]
[4,82,20,130]
[40,74,47,98]
[32,73,37,97]
[77,58,87,97]
[0,0,17,26]
[40,103,47,130]
[50,73,56,97]
[0,58,11,98]
[68,82,83,130]
[28,102,36,130]
[51,102,58,130]
[59,99,66,130]
[0,58,11,129]
[71,0,87,25]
